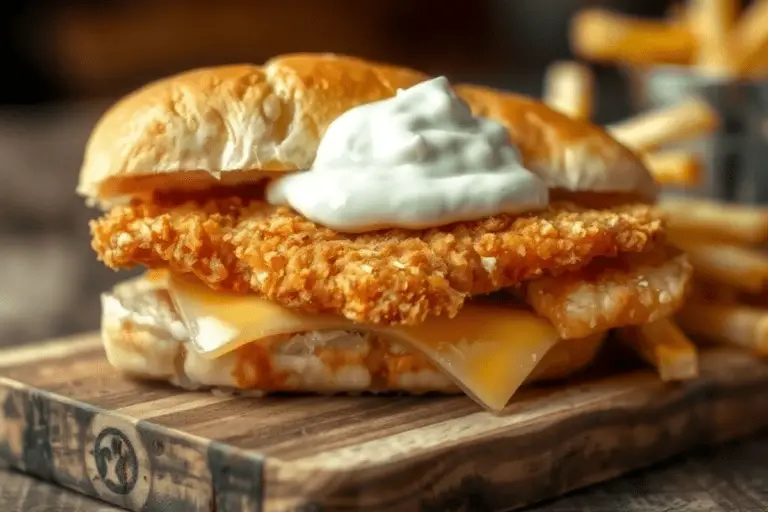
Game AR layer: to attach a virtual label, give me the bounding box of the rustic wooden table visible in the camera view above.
[0,103,766,512]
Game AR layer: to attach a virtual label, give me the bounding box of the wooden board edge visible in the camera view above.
[262,353,768,511]
[0,377,266,512]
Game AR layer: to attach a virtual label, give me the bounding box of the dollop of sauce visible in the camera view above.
[266,76,549,232]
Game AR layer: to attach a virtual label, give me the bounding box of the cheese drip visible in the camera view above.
[166,273,560,411]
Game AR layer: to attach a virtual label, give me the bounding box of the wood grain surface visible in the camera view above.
[1,334,768,511]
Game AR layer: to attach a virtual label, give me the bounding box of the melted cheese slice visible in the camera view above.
[165,273,560,411]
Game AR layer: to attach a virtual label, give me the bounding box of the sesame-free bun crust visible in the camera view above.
[78,53,657,201]
[78,54,427,199]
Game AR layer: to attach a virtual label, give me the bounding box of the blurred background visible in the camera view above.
[0,0,716,344]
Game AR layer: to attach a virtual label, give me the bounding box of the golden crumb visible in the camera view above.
[90,198,664,325]
[526,248,692,338]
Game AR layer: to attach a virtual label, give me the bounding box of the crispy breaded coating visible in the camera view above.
[526,249,692,339]
[90,198,664,325]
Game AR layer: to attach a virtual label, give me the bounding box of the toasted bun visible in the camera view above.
[101,292,605,396]
[78,54,427,200]
[455,85,657,199]
[79,53,657,202]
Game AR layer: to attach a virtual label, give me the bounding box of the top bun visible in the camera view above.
[455,84,657,199]
[78,53,657,202]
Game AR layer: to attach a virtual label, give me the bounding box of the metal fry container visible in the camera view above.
[627,66,768,204]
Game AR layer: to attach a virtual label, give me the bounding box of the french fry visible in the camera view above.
[642,150,702,187]
[608,97,719,152]
[746,51,768,77]
[728,0,768,74]
[618,318,700,381]
[672,241,768,293]
[660,197,768,245]
[570,8,696,66]
[543,61,594,120]
[689,0,739,75]
[677,302,768,354]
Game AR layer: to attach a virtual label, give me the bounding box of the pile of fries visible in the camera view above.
[570,0,768,79]
[543,61,768,383]
[543,61,718,188]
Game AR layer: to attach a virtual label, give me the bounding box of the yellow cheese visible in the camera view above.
[389,310,560,411]
[165,273,559,411]
[167,273,350,357]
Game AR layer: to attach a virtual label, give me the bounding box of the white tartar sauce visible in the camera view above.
[266,76,549,232]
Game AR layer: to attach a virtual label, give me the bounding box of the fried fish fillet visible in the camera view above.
[90,197,664,325]
[526,249,692,338]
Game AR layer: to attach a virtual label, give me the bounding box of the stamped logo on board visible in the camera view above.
[84,415,150,508]
[93,427,138,495]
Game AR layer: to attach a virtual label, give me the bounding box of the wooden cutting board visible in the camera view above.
[1,334,768,512]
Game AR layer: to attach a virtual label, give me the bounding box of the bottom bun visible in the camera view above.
[101,278,605,396]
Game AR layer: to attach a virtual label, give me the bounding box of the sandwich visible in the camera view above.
[79,54,692,411]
